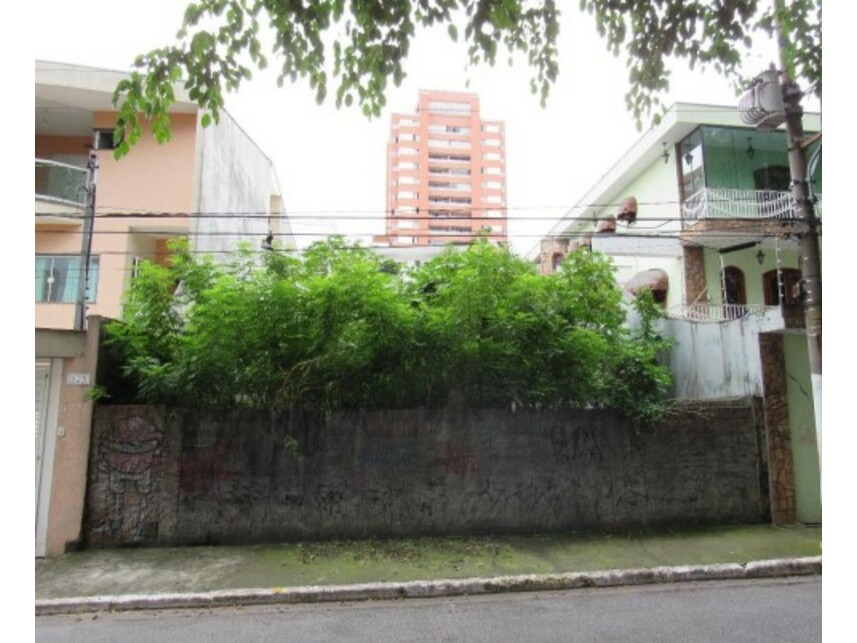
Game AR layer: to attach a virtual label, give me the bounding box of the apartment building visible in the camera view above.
[377,90,506,249]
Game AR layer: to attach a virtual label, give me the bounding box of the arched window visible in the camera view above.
[551,253,564,272]
[763,268,802,305]
[722,266,746,305]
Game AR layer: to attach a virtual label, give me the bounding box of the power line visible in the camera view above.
[36,231,816,258]
[36,206,820,222]
[32,222,815,245]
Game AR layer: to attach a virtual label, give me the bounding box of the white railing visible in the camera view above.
[681,187,818,222]
[35,158,88,207]
[668,303,770,322]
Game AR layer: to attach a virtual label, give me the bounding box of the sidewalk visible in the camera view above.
[36,524,821,614]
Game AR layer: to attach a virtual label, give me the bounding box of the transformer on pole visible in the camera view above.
[737,8,822,480]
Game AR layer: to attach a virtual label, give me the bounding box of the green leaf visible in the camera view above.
[111,0,820,156]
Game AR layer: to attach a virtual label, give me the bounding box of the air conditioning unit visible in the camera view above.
[739,69,786,131]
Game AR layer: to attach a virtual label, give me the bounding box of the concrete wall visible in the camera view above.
[592,237,685,310]
[195,110,280,256]
[83,400,768,548]
[607,151,683,235]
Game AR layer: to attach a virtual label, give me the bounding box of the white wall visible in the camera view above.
[615,154,683,235]
[195,111,287,257]
[593,237,685,310]
[663,316,766,399]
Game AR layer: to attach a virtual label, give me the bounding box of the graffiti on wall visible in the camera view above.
[94,415,163,541]
[85,404,766,547]
[436,443,478,475]
[357,438,416,469]
[550,423,604,464]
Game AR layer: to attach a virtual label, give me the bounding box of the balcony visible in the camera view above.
[682,187,822,224]
[35,158,87,222]
[668,303,804,330]
[670,303,768,321]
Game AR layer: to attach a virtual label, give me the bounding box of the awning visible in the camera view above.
[624,269,669,295]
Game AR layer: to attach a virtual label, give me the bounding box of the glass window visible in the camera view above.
[679,128,705,199]
[35,255,99,303]
[428,101,470,114]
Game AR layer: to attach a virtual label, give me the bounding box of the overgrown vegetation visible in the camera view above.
[106,237,672,427]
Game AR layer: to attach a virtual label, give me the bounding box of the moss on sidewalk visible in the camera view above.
[35,524,821,599]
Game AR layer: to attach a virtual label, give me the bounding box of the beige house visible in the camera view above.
[35,61,294,556]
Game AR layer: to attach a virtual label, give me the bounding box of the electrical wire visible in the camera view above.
[36,189,824,217]
[33,226,815,239]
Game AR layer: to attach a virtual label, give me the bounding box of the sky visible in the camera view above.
[30,0,802,258]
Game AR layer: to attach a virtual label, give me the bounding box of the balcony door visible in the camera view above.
[722,266,746,319]
[754,165,792,219]
[753,165,791,191]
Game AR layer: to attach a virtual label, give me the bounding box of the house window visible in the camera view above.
[35,255,99,303]
[753,165,792,191]
[131,256,145,279]
[427,100,470,114]
[679,128,705,200]
[763,268,802,305]
[93,128,123,151]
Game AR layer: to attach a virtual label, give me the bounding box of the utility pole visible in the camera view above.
[774,5,822,476]
[739,2,822,478]
[74,152,99,331]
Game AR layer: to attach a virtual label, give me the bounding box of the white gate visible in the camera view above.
[35,363,50,509]
[35,360,60,557]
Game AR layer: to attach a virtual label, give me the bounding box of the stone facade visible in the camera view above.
[758,333,797,524]
[538,238,571,275]
[681,218,801,239]
[683,245,707,305]
[83,400,769,548]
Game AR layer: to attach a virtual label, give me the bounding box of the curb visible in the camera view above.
[36,556,821,616]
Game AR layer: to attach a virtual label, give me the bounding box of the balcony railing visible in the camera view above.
[669,303,770,322]
[35,159,88,207]
[682,187,822,222]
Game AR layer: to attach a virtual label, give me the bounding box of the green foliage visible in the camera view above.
[106,238,673,428]
[579,0,821,126]
[83,385,110,403]
[112,0,820,154]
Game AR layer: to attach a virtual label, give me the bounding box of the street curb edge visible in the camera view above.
[35,556,822,616]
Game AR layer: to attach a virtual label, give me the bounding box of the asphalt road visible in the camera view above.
[36,577,820,642]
